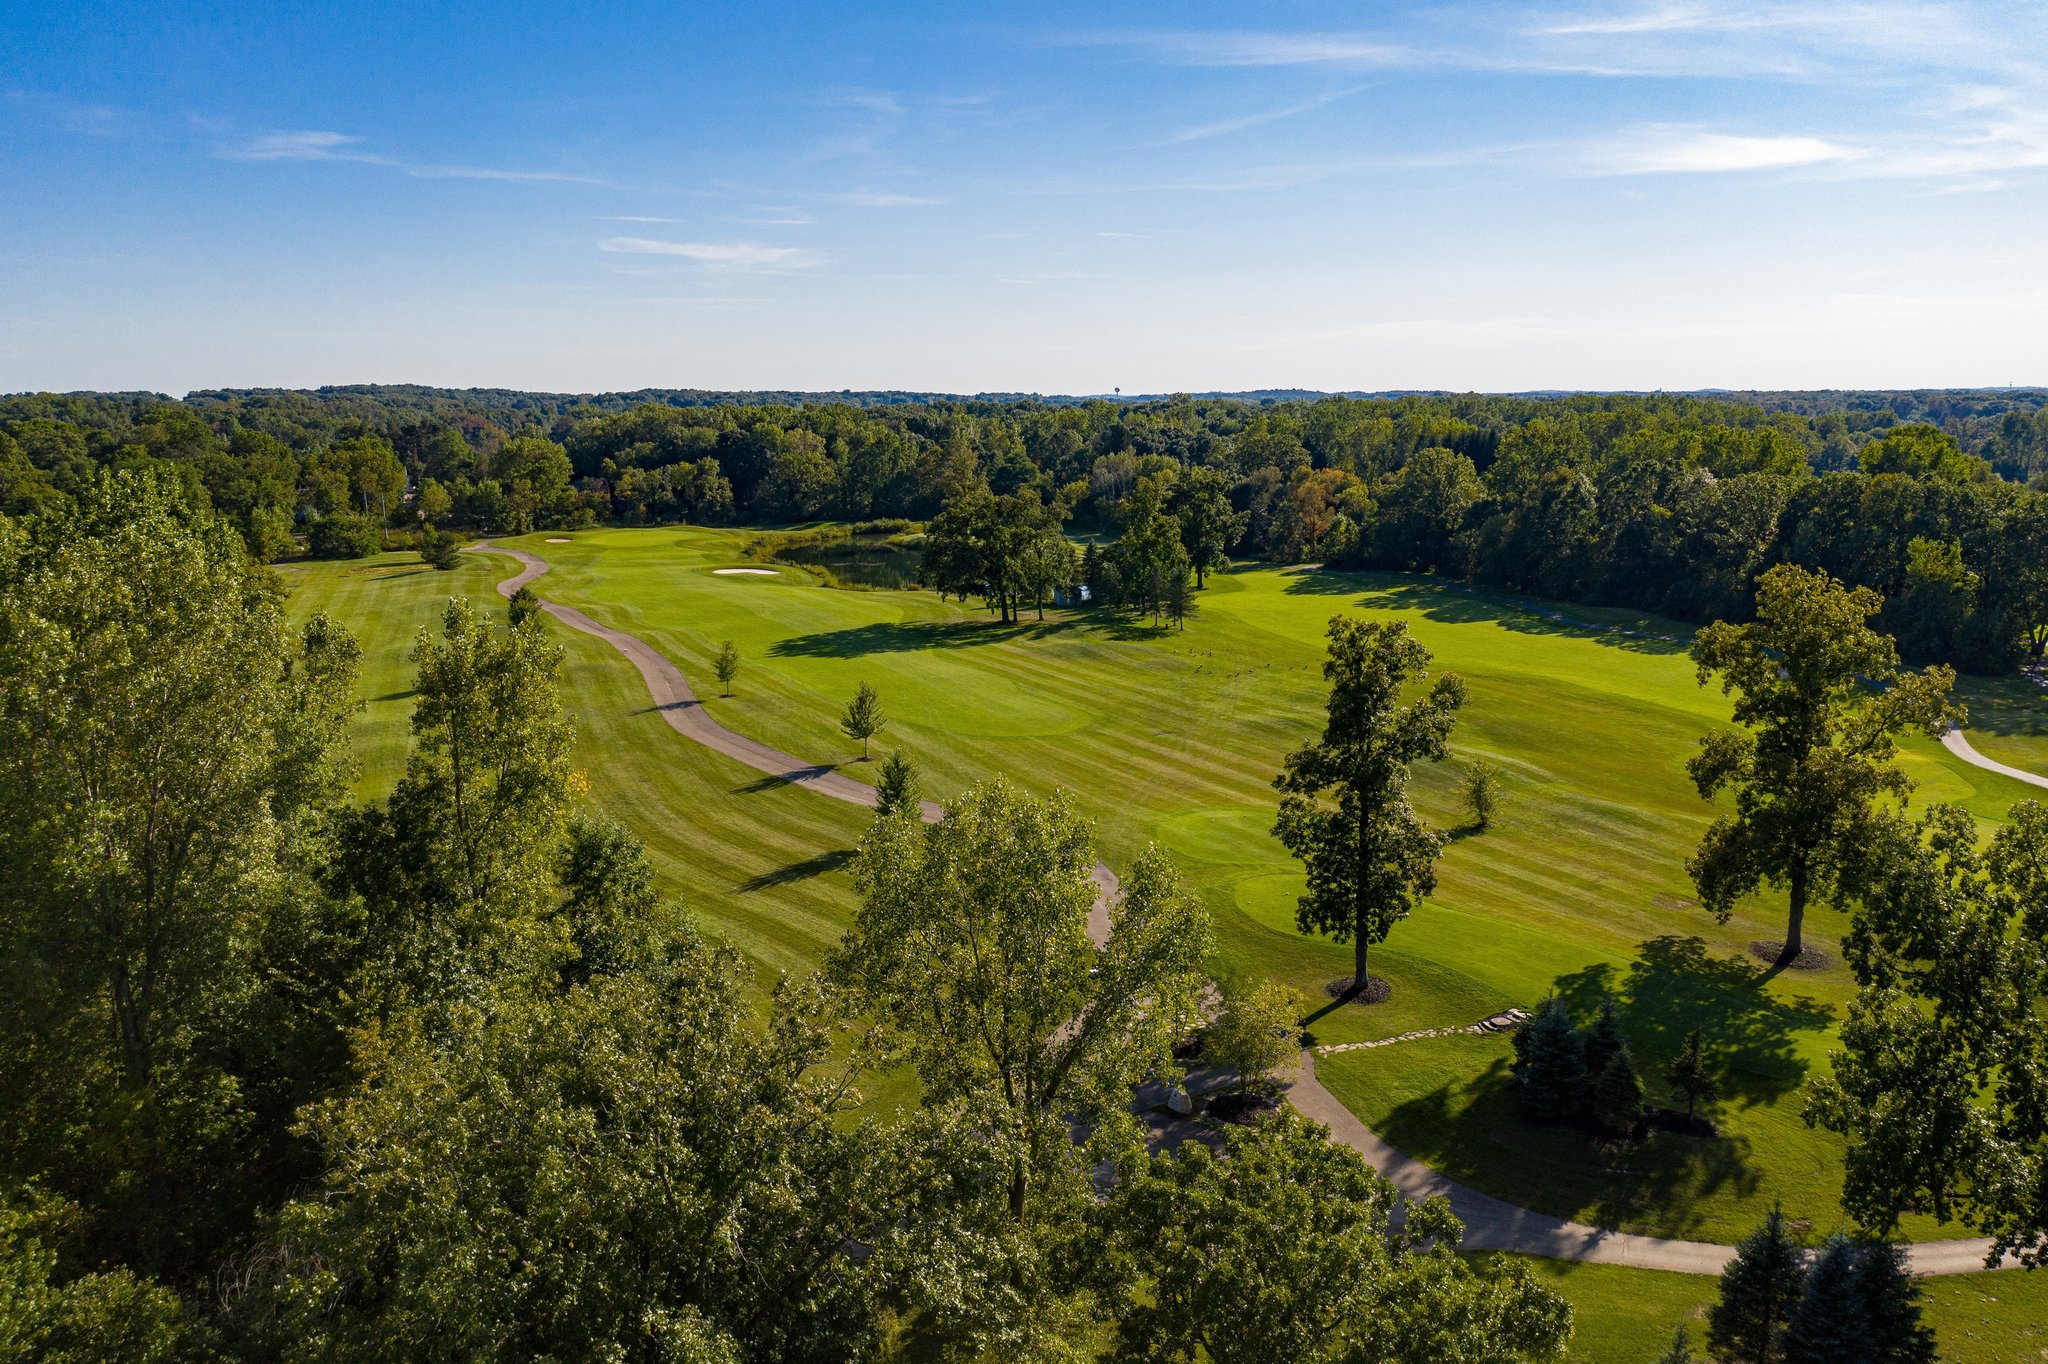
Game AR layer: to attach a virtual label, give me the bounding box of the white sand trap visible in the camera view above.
[545,537,572,543]
[714,567,779,576]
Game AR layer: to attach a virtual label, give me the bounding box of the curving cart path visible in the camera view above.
[1942,727,2048,792]
[468,542,2017,1276]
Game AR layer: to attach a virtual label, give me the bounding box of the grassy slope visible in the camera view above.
[490,525,2047,1245]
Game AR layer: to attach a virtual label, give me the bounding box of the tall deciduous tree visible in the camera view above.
[1807,799,2048,1264]
[1688,564,1960,967]
[1274,617,1464,997]
[1101,1111,1570,1364]
[1166,464,1242,588]
[342,597,575,1005]
[0,470,359,1273]
[833,778,1208,1355]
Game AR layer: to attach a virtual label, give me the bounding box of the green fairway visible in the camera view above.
[1499,1255,2048,1363]
[290,529,2048,1244]
[278,551,876,992]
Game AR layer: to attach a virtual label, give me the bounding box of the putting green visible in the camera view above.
[285,528,2048,1247]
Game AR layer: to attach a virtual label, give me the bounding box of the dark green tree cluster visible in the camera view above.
[1510,998,1648,1135]
[918,488,1072,624]
[1707,1208,1932,1364]
[11,386,2048,668]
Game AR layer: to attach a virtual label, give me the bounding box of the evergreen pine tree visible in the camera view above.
[1512,997,1587,1121]
[874,750,920,818]
[1655,1326,1698,1364]
[1709,1204,1807,1364]
[1592,1044,1647,1137]
[1852,1240,1936,1364]
[1583,995,1627,1081]
[1667,1026,1719,1123]
[1781,1235,1866,1363]
[1166,564,1194,631]
[508,584,542,628]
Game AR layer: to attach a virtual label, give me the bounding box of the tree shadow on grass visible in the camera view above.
[735,849,854,893]
[1551,935,1835,1108]
[1378,1053,1763,1238]
[1280,568,1690,658]
[769,613,1169,659]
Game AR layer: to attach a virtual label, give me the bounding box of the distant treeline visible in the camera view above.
[4,385,2046,669]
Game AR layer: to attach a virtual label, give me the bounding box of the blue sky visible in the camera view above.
[4,1,2045,394]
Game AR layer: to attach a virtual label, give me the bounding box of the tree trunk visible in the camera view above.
[1780,858,1808,967]
[1353,931,1369,996]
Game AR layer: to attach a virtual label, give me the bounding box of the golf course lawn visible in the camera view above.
[1502,1255,2048,1363]
[281,528,2048,1246]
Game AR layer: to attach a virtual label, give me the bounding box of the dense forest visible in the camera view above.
[3,385,2046,671]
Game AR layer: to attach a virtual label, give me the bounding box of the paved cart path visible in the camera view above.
[469,542,2016,1277]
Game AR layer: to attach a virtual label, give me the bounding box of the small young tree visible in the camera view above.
[1709,1204,1807,1364]
[1780,1234,1864,1363]
[1656,1326,1699,1364]
[1204,978,1302,1097]
[1165,563,1194,632]
[873,750,920,818]
[1592,1045,1647,1138]
[712,640,740,697]
[1667,1026,1719,1123]
[1511,997,1587,1121]
[419,525,460,571]
[1462,758,1506,829]
[508,584,542,629]
[841,680,885,760]
[1852,1240,1936,1364]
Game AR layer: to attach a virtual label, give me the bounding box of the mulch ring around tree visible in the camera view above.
[1748,940,1833,971]
[1323,975,1393,1005]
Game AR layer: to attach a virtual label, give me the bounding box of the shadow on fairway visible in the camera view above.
[1956,674,2048,742]
[735,848,854,892]
[1551,935,1834,1107]
[1280,569,1690,658]
[1379,1053,1764,1238]
[770,614,1161,658]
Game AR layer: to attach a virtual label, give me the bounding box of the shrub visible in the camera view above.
[308,512,379,559]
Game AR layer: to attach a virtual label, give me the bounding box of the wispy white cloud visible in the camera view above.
[219,129,604,183]
[827,189,944,206]
[598,237,821,268]
[1163,85,1370,144]
[1579,125,1861,173]
[604,214,686,223]
[1064,30,1412,69]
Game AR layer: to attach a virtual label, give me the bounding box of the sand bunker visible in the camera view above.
[545,537,572,543]
[713,567,779,576]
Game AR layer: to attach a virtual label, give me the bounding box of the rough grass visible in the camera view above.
[1495,1255,2048,1364]
[287,530,2048,1245]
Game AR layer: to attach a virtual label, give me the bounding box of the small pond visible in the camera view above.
[771,533,923,589]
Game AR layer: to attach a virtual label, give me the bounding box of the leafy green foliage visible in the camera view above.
[1666,1026,1719,1121]
[308,511,380,559]
[1591,1046,1647,1138]
[1809,799,2048,1263]
[1099,1111,1572,1364]
[1688,563,1961,964]
[713,638,741,695]
[835,777,1208,1355]
[0,471,359,1274]
[1274,616,1464,991]
[1204,977,1302,1096]
[1462,757,1506,829]
[840,679,884,759]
